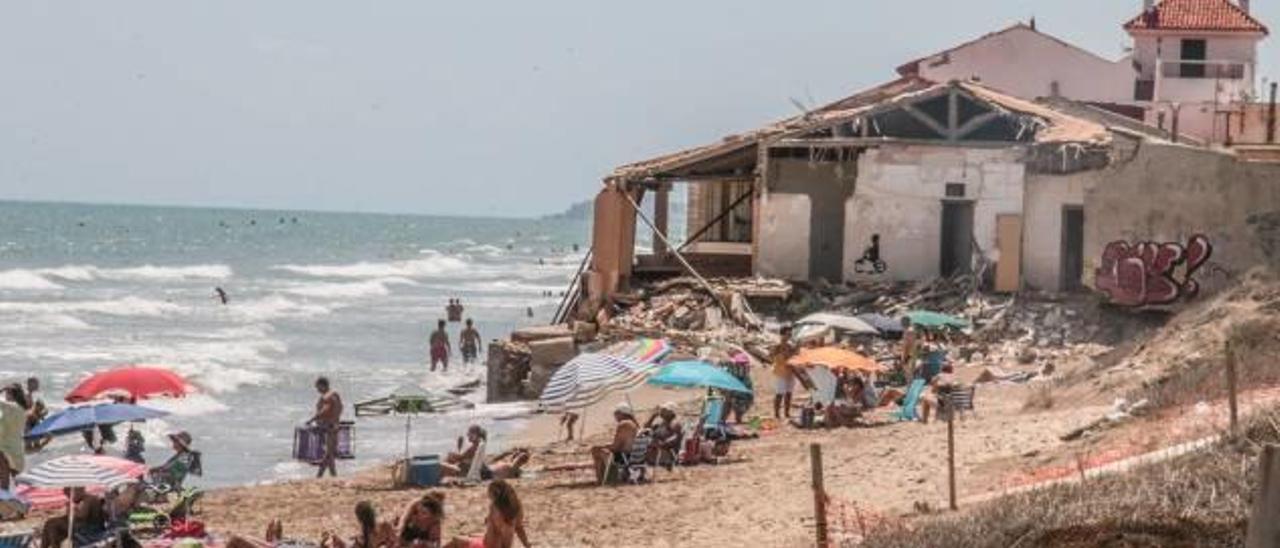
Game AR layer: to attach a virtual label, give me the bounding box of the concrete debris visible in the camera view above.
[1061,397,1151,441]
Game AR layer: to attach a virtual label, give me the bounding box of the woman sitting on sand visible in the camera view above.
[446,480,529,548]
[397,492,446,547]
[324,501,397,548]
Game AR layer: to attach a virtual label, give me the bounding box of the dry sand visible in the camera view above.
[190,368,1116,547]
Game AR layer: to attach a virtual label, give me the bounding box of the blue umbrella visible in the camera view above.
[647,361,751,394]
[26,403,168,439]
[0,489,29,521]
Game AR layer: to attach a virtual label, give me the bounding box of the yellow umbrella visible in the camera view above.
[788,346,884,373]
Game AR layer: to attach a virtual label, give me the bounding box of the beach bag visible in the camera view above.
[165,519,206,539]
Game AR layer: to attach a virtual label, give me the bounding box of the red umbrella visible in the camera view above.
[15,456,147,511]
[66,366,192,403]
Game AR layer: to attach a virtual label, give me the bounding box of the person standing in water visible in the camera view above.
[459,318,482,366]
[307,377,343,478]
[429,320,452,372]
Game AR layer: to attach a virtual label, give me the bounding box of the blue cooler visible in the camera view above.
[407,455,442,487]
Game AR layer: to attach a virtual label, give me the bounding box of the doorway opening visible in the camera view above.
[1060,206,1084,291]
[940,200,975,277]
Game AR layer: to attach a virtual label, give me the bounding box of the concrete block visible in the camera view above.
[511,324,574,344]
[528,336,576,366]
[572,321,598,343]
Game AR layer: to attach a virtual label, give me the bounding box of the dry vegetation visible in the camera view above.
[858,402,1280,547]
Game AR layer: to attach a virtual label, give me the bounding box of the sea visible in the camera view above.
[0,200,594,487]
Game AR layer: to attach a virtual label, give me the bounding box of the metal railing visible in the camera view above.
[1158,59,1247,80]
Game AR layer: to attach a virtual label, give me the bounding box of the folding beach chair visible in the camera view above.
[700,396,727,438]
[892,379,927,422]
[601,433,652,486]
[0,532,32,548]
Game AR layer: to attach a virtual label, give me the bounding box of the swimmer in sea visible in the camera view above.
[214,287,229,305]
[460,318,482,366]
[429,320,451,373]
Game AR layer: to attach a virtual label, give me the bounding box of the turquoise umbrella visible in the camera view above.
[903,310,970,330]
[647,361,751,394]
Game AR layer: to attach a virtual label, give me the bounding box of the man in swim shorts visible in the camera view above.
[459,318,482,366]
[429,319,451,373]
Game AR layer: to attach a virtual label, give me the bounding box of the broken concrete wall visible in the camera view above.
[845,144,1026,282]
[757,156,857,282]
[1022,170,1098,291]
[1084,141,1280,305]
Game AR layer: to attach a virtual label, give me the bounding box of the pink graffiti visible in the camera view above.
[1095,234,1213,307]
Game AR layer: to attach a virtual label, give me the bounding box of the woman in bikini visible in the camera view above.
[399,492,446,547]
[447,480,529,548]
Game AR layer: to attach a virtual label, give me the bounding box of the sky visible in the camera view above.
[1,1,1278,218]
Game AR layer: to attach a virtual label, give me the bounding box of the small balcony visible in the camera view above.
[1153,59,1255,104]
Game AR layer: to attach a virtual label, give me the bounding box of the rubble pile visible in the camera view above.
[600,277,788,357]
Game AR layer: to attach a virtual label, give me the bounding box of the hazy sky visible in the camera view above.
[2,1,1277,217]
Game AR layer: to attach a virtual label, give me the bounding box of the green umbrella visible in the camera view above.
[903,310,969,330]
[355,384,474,460]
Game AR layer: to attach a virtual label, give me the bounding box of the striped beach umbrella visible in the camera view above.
[538,353,656,413]
[15,455,146,511]
[17,455,139,537]
[17,455,136,490]
[605,338,672,365]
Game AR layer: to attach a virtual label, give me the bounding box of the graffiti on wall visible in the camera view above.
[1095,234,1213,307]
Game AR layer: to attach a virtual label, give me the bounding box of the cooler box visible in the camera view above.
[406,455,442,487]
[292,421,356,463]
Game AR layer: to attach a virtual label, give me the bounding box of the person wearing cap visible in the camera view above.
[590,403,639,483]
[726,354,755,424]
[149,431,202,491]
[644,402,684,468]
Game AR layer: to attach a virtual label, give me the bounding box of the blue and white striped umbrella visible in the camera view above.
[539,353,656,413]
[16,455,136,489]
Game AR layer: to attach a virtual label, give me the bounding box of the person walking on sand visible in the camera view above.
[430,320,452,373]
[770,326,798,419]
[460,319,482,366]
[308,377,343,478]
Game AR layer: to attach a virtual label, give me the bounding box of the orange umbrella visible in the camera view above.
[788,346,884,373]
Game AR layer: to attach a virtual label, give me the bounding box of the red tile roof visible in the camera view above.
[1124,0,1268,34]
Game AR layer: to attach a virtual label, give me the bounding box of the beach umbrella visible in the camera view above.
[804,366,839,406]
[14,456,146,512]
[604,338,672,364]
[647,361,751,394]
[66,366,192,403]
[0,490,29,521]
[538,353,655,413]
[795,313,880,336]
[788,346,885,374]
[856,313,904,338]
[903,310,970,330]
[17,455,138,539]
[354,384,474,461]
[26,402,168,439]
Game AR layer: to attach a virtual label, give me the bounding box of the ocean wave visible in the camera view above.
[141,393,231,416]
[41,264,233,282]
[228,295,334,321]
[464,244,506,256]
[283,277,418,299]
[0,269,64,290]
[273,251,468,280]
[0,296,184,317]
[0,313,96,332]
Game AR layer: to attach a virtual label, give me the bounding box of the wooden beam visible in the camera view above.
[954,111,1003,139]
[678,187,754,252]
[902,104,952,139]
[772,137,1022,149]
[948,88,960,139]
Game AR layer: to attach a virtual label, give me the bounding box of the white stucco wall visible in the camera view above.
[1133,33,1260,104]
[1022,171,1099,291]
[915,26,1135,104]
[756,191,811,280]
[844,145,1026,282]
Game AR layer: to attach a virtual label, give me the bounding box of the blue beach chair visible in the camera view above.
[892,379,928,422]
[701,396,727,437]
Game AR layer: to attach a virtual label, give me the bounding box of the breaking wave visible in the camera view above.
[40,264,233,282]
[283,277,418,299]
[0,296,184,317]
[228,295,334,321]
[0,270,64,290]
[274,252,468,280]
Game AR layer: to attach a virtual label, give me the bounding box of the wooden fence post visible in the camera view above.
[1246,444,1280,547]
[811,443,828,547]
[947,412,958,511]
[1227,340,1240,438]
